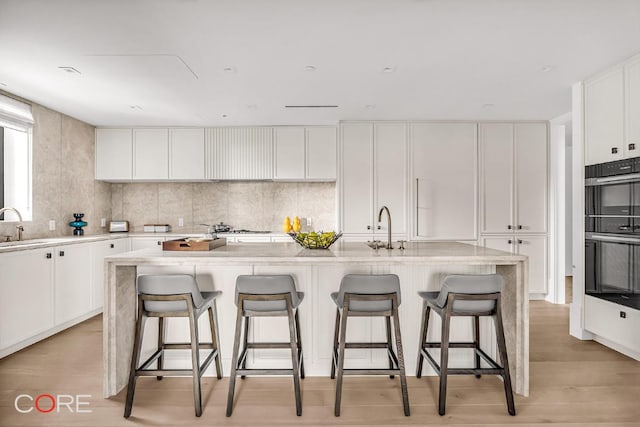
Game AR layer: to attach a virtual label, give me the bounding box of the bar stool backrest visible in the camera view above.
[137,274,204,313]
[436,274,503,313]
[235,275,299,312]
[337,274,401,312]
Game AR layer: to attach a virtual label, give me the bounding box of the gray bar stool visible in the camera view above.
[331,274,410,417]
[124,274,223,418]
[226,275,305,417]
[416,274,515,416]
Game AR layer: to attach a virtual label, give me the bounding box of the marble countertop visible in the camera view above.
[105,241,526,265]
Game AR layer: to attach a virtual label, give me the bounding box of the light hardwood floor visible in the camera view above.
[1,301,639,426]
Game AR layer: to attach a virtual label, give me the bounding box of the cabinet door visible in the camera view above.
[169,128,205,180]
[375,123,407,235]
[516,235,548,294]
[306,127,337,180]
[585,67,625,165]
[625,56,640,157]
[274,127,305,180]
[91,239,130,310]
[95,128,132,180]
[341,123,373,233]
[479,123,514,234]
[515,123,548,233]
[55,243,93,325]
[131,237,164,250]
[133,129,169,180]
[0,249,54,349]
[482,236,515,254]
[411,123,477,240]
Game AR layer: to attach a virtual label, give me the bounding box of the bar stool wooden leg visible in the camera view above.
[240,316,249,380]
[334,308,348,416]
[385,316,395,379]
[392,303,410,416]
[330,308,340,380]
[438,310,452,416]
[157,317,165,380]
[494,305,516,415]
[416,303,430,378]
[188,310,202,417]
[226,304,244,417]
[473,315,481,378]
[208,304,223,379]
[288,306,303,416]
[124,303,145,418]
[295,309,305,379]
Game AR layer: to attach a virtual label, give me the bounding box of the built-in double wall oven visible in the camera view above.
[585,157,640,309]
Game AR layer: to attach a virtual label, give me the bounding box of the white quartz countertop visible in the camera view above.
[105,241,525,265]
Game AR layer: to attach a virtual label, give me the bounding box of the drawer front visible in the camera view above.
[584,296,640,353]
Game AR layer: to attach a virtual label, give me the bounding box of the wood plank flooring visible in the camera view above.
[1,301,639,426]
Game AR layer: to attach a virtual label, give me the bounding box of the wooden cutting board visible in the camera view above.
[162,238,227,251]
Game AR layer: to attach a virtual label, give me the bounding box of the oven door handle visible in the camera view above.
[586,233,640,244]
[585,173,640,186]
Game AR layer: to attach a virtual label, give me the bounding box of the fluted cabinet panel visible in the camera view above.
[205,127,274,180]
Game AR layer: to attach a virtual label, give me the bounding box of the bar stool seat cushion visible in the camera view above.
[418,274,502,314]
[235,275,303,312]
[331,274,401,312]
[138,274,219,313]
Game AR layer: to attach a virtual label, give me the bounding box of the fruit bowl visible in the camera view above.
[288,231,342,249]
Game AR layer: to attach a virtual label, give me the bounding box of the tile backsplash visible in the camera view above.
[111,182,336,233]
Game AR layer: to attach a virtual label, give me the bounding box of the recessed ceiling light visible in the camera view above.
[222,114,228,118]
[304,65,316,72]
[129,105,143,111]
[58,66,81,75]
[382,66,396,73]
[222,66,236,74]
[482,103,495,109]
[365,104,376,109]
[539,66,554,73]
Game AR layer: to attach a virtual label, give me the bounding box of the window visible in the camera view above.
[0,94,33,221]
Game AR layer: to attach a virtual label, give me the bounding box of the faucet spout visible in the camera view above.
[377,206,393,249]
[0,207,24,241]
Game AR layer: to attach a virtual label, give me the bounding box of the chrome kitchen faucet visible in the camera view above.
[377,206,393,249]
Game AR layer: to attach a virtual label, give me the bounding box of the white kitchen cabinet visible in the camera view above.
[169,128,205,180]
[625,55,640,156]
[340,122,407,239]
[479,123,548,234]
[206,127,273,180]
[584,296,640,355]
[306,127,337,180]
[584,66,625,165]
[482,235,548,295]
[274,127,305,180]
[131,237,165,250]
[273,126,337,181]
[54,243,93,325]
[0,248,54,350]
[411,122,477,240]
[133,128,169,180]
[95,128,132,180]
[91,238,130,310]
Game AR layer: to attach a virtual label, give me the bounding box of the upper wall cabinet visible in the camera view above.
[206,127,273,180]
[169,128,205,180]
[133,129,169,180]
[411,122,477,240]
[479,123,548,234]
[585,53,640,165]
[95,128,132,180]
[273,126,337,181]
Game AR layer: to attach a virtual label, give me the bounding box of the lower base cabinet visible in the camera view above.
[55,243,93,325]
[482,235,548,295]
[584,295,640,356]
[91,238,130,310]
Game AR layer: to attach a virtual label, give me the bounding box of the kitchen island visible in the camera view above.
[103,241,528,398]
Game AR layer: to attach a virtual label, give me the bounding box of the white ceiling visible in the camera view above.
[0,0,639,127]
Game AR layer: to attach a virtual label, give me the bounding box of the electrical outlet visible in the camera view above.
[306,217,312,227]
[100,218,106,227]
[178,217,184,227]
[48,220,56,231]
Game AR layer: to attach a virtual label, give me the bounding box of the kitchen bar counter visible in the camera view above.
[103,242,529,398]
